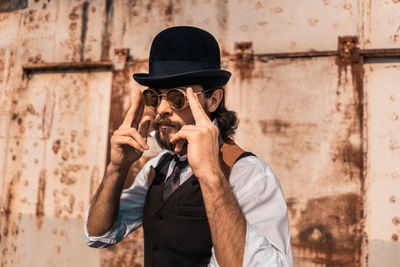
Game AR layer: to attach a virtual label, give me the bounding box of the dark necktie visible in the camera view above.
[163,155,187,201]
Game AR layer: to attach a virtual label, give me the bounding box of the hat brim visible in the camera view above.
[133,69,231,88]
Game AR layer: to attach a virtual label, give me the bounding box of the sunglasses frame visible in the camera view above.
[142,87,211,110]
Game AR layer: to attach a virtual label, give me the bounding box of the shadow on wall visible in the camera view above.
[0,0,28,12]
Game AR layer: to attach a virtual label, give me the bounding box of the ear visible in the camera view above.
[206,89,223,113]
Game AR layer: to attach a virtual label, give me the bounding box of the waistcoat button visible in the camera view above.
[156,214,162,222]
[152,244,159,251]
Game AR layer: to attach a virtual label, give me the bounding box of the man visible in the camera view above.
[84,26,293,267]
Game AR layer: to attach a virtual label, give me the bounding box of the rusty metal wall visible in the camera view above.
[1,0,400,266]
[363,61,400,266]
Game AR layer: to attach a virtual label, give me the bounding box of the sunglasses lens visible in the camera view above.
[142,89,159,108]
[167,89,186,109]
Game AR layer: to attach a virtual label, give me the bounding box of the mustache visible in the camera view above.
[152,117,182,129]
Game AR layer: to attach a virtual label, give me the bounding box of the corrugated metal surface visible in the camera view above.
[1,0,400,266]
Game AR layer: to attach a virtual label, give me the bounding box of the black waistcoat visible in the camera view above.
[142,154,212,267]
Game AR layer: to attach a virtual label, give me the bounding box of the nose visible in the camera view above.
[156,96,173,116]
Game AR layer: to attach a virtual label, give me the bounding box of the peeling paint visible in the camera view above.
[294,193,362,265]
[0,0,399,266]
[233,42,254,81]
[80,2,89,61]
[35,169,46,229]
[101,0,114,61]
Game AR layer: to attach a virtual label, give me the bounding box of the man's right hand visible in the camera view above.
[109,90,151,173]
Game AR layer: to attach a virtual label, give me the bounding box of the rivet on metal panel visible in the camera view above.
[233,42,254,80]
[337,36,360,65]
[393,217,400,225]
[113,48,130,70]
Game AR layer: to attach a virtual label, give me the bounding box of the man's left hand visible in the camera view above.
[170,87,223,181]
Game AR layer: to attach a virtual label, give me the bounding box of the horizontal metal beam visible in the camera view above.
[360,48,400,58]
[22,49,400,73]
[254,50,338,59]
[251,48,400,60]
[22,61,113,73]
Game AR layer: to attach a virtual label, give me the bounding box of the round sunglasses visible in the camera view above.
[142,87,211,110]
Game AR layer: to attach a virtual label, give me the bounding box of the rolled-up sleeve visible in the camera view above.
[83,152,168,248]
[229,156,293,267]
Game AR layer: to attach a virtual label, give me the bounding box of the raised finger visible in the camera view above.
[186,87,211,125]
[121,90,143,129]
[174,139,189,153]
[138,115,151,141]
[131,96,145,129]
[115,128,149,150]
[112,135,145,152]
[169,126,197,144]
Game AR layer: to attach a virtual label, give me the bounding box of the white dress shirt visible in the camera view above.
[84,151,293,266]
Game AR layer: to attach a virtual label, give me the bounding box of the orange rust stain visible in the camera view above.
[69,7,79,20]
[389,139,400,150]
[293,193,362,265]
[4,172,22,222]
[52,227,58,235]
[36,169,46,229]
[286,197,297,220]
[233,42,255,81]
[52,139,61,154]
[89,166,100,202]
[63,194,75,214]
[270,7,283,13]
[389,196,396,203]
[60,169,77,185]
[308,18,318,27]
[55,245,61,254]
[0,48,5,84]
[343,3,352,10]
[392,233,399,241]
[61,150,69,161]
[258,119,291,135]
[61,188,69,196]
[71,130,77,142]
[69,22,78,30]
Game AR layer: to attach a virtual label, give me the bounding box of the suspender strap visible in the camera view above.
[235,152,256,164]
[219,143,255,179]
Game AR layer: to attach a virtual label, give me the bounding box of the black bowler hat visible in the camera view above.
[133,26,231,88]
